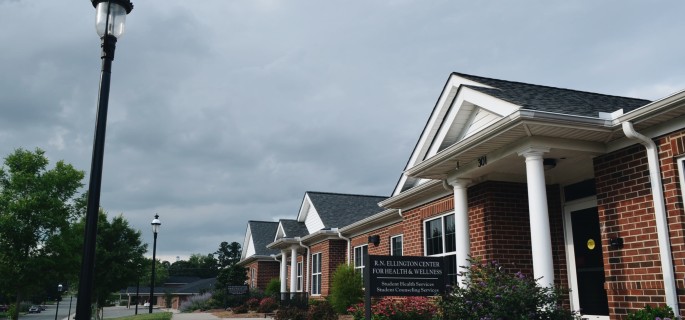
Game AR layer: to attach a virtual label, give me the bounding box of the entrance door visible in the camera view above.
[564,199,609,319]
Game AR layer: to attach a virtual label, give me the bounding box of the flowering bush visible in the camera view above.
[245,297,260,311]
[257,297,278,313]
[439,258,577,320]
[179,292,212,312]
[348,297,438,320]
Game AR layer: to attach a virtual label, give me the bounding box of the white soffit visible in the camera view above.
[392,74,517,196]
[243,227,255,259]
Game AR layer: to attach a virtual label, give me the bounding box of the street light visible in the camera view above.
[135,263,141,315]
[149,214,161,314]
[54,284,63,320]
[76,1,133,320]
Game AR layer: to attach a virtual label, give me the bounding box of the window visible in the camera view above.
[250,268,256,288]
[311,253,322,295]
[424,213,457,285]
[297,261,303,292]
[354,245,368,280]
[390,235,403,256]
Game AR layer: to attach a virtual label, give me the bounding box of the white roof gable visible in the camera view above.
[296,193,325,233]
[274,222,286,241]
[393,74,521,196]
[241,225,255,260]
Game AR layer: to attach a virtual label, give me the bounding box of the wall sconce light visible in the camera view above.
[368,235,380,247]
[609,237,624,249]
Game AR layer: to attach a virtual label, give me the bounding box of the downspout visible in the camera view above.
[622,121,679,316]
[298,238,311,294]
[337,229,352,265]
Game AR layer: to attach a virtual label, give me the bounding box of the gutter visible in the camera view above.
[298,238,310,293]
[622,121,679,316]
[339,209,401,236]
[336,228,351,265]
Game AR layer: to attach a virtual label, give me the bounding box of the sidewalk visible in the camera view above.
[172,311,273,320]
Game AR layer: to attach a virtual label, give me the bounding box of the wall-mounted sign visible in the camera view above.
[226,285,249,295]
[365,255,446,297]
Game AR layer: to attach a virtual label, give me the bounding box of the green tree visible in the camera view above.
[0,148,84,320]
[216,264,247,287]
[329,263,363,314]
[169,253,218,278]
[72,210,148,319]
[140,257,170,287]
[215,241,241,269]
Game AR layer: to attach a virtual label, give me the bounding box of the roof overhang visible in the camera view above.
[299,229,341,246]
[266,237,302,250]
[237,254,278,266]
[339,209,401,237]
[380,180,451,210]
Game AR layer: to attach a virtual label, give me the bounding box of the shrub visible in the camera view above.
[258,297,279,313]
[246,297,260,311]
[626,305,678,320]
[348,297,438,320]
[274,306,307,320]
[265,278,281,297]
[232,304,248,314]
[178,292,212,312]
[307,300,336,320]
[440,258,577,320]
[329,263,363,314]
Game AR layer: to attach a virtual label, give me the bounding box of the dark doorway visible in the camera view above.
[571,207,609,316]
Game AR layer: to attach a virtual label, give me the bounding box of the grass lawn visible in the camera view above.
[112,312,173,320]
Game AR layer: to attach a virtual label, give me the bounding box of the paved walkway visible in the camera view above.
[171,311,273,320]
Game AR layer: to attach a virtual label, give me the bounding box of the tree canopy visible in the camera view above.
[0,148,84,318]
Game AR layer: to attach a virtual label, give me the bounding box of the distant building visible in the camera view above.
[238,72,685,319]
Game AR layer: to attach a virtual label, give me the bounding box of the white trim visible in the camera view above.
[423,212,456,257]
[563,196,608,320]
[390,235,403,256]
[296,261,303,292]
[678,157,685,213]
[354,244,368,280]
[311,252,322,296]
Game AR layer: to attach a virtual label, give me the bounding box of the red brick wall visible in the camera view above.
[246,260,280,292]
[397,182,566,287]
[350,222,403,256]
[596,129,685,318]
[309,239,347,297]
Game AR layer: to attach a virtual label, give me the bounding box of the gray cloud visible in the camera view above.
[2,0,685,260]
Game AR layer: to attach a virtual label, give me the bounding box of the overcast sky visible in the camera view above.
[2,1,684,262]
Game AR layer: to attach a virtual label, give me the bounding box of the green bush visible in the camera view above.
[329,263,363,314]
[348,297,438,320]
[232,304,248,314]
[265,278,281,297]
[626,305,676,320]
[440,258,577,320]
[257,297,278,313]
[307,300,336,320]
[275,306,306,320]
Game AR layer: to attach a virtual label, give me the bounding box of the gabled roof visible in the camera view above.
[392,72,652,196]
[305,191,387,228]
[174,277,217,294]
[455,72,650,117]
[277,219,309,239]
[246,221,279,257]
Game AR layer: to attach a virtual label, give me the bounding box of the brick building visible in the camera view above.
[238,72,685,319]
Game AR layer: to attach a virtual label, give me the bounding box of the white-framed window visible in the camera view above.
[424,213,457,285]
[297,261,303,292]
[390,235,403,256]
[250,268,256,288]
[311,253,322,295]
[354,245,368,280]
[679,157,685,208]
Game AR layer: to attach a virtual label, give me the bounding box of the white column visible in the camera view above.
[290,245,298,295]
[280,249,288,294]
[447,177,471,286]
[518,147,555,287]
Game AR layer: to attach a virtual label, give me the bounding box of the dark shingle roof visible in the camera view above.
[306,192,387,229]
[279,219,309,238]
[248,221,279,256]
[454,72,651,117]
[175,277,217,294]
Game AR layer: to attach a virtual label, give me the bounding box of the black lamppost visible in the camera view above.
[76,1,133,320]
[135,263,141,315]
[149,214,161,314]
[54,284,63,320]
